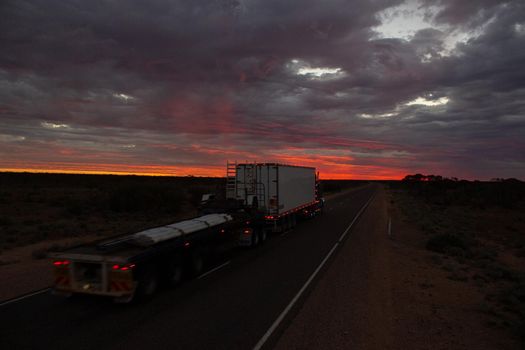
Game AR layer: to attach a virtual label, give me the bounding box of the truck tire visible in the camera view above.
[136,265,158,299]
[189,249,204,277]
[251,230,260,248]
[258,229,267,244]
[166,258,183,287]
[283,216,293,232]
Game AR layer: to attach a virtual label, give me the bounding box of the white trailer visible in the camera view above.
[226,163,322,232]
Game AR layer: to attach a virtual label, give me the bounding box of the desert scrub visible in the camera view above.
[108,184,184,213]
[426,233,469,254]
[0,216,13,226]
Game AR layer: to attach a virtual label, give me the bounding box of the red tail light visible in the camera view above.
[120,264,135,271]
[112,264,135,271]
[53,260,70,266]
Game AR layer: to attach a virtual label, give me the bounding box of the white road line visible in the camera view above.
[0,288,50,307]
[251,242,339,350]
[197,261,231,279]
[252,191,376,350]
[338,192,375,243]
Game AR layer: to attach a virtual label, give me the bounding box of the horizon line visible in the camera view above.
[0,168,401,181]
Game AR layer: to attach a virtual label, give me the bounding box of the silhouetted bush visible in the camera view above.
[400,175,525,209]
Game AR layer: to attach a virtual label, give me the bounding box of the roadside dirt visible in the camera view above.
[0,235,100,301]
[274,185,520,349]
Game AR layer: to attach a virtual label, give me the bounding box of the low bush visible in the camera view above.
[426,233,468,254]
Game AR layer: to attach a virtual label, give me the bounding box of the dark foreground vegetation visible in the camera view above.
[390,175,525,343]
[0,173,224,254]
[0,172,361,255]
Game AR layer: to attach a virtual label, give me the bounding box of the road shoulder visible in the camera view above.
[274,185,519,349]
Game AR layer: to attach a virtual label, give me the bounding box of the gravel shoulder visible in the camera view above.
[274,185,520,349]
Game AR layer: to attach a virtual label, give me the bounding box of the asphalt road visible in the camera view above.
[0,184,377,350]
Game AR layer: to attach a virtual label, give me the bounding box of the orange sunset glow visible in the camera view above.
[0,158,408,180]
[1,0,524,180]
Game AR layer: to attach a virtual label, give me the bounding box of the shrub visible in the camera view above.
[426,233,468,254]
[109,184,184,213]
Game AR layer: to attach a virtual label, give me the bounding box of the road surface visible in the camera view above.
[0,184,377,350]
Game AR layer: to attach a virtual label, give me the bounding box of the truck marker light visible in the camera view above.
[220,229,225,234]
[112,264,135,271]
[53,260,70,266]
[184,242,191,248]
[243,229,251,235]
[120,264,135,271]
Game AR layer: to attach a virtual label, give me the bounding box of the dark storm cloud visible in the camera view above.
[0,0,524,178]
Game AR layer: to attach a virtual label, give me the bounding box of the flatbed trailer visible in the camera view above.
[49,211,260,302]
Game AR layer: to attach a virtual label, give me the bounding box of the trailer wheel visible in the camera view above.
[259,229,267,244]
[189,250,204,277]
[251,230,260,248]
[291,214,297,228]
[283,216,293,232]
[166,258,183,287]
[137,265,158,299]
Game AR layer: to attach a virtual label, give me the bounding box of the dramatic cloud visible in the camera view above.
[0,0,524,179]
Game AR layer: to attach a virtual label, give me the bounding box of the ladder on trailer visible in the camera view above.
[226,162,266,209]
[226,161,237,199]
[244,163,266,209]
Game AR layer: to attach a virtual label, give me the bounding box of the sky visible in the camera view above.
[1,0,524,180]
